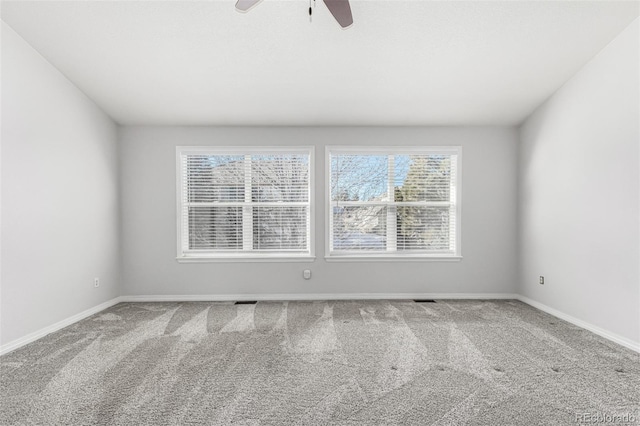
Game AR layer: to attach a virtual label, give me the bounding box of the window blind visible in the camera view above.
[177,148,312,259]
[328,147,460,257]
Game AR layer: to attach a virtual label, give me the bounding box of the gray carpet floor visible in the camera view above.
[1,300,638,425]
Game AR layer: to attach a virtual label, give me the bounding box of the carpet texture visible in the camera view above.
[1,300,638,425]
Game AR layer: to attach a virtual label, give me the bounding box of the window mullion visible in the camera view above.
[242,154,253,251]
[329,154,335,253]
[449,155,457,253]
[386,155,397,252]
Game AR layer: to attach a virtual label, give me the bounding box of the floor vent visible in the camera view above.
[413,299,437,303]
[234,301,258,305]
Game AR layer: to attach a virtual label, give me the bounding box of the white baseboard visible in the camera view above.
[119,293,518,303]
[516,295,640,353]
[0,297,123,356]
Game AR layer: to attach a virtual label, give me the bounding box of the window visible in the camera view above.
[177,147,314,261]
[326,146,461,260]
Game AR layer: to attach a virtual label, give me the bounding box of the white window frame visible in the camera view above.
[176,146,315,262]
[325,146,462,262]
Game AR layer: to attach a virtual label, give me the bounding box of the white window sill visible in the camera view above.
[177,256,316,263]
[324,255,462,262]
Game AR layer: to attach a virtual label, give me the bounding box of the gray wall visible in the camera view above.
[119,126,518,297]
[1,23,121,345]
[518,19,639,344]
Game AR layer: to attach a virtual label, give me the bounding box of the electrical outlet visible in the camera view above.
[539,276,544,285]
[303,270,311,280]
[94,277,100,288]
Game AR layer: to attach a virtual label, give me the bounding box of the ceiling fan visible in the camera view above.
[235,0,353,29]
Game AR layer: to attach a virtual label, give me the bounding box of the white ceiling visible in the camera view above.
[2,1,638,126]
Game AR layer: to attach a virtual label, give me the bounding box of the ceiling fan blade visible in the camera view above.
[322,0,353,29]
[235,0,263,13]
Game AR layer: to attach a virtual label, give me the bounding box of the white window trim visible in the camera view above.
[324,145,462,261]
[176,146,316,262]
